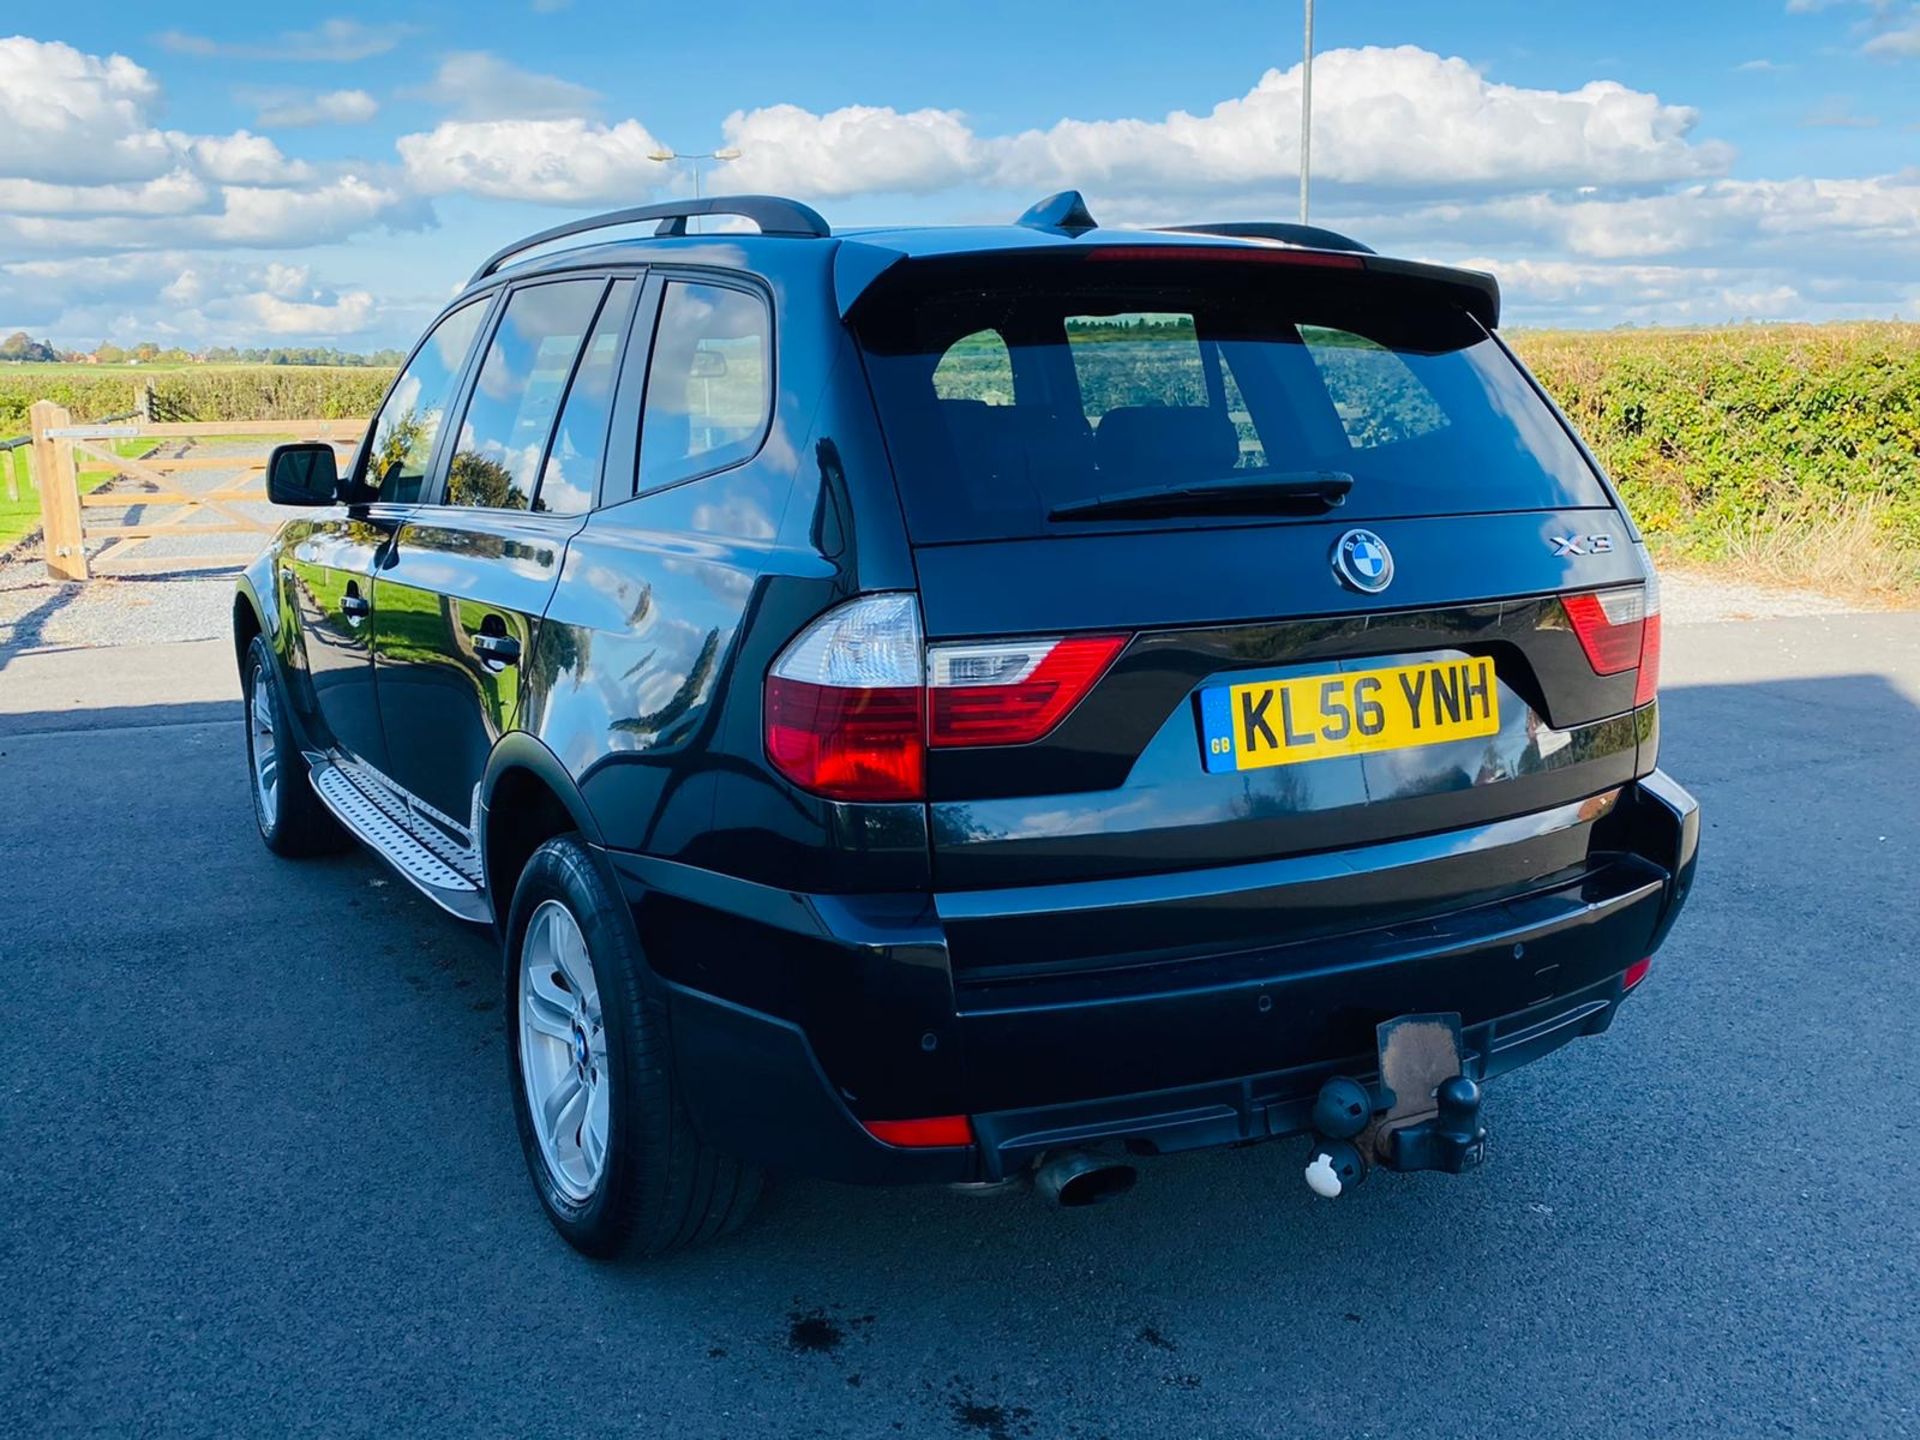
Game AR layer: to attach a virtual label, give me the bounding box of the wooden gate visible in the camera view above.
[28,403,364,581]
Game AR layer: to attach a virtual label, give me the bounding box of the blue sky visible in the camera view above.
[3,0,1917,347]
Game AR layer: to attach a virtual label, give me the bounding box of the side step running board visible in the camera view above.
[308,758,493,925]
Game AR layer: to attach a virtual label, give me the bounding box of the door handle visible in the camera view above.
[341,592,370,618]
[473,631,521,665]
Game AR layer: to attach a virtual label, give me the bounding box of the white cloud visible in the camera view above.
[176,131,314,184]
[0,38,420,257]
[0,171,209,218]
[0,174,424,254]
[235,287,377,336]
[990,46,1732,196]
[407,52,600,120]
[0,36,169,182]
[410,48,1729,210]
[1862,15,1920,53]
[253,89,380,128]
[399,118,664,203]
[0,251,387,343]
[154,19,414,63]
[722,104,980,198]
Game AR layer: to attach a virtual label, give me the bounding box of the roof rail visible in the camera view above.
[1160,221,1375,255]
[469,195,832,284]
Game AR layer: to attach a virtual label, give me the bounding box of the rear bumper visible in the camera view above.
[665,965,1638,1185]
[615,770,1698,1186]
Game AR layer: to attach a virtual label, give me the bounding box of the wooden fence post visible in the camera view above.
[29,400,88,582]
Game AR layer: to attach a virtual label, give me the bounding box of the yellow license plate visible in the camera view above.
[1199,656,1499,772]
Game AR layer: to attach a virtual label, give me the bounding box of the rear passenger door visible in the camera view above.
[370,275,639,833]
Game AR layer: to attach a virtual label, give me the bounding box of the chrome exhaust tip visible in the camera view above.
[1034,1151,1138,1208]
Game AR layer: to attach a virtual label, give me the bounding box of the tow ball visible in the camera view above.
[1302,1013,1490,1199]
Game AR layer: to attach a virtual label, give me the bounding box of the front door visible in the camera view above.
[371,275,636,830]
[290,295,490,768]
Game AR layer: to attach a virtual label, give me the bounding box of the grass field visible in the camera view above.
[0,440,157,551]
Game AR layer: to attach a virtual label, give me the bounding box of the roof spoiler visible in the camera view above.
[835,243,1502,330]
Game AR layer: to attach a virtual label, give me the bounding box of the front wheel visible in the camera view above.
[505,835,762,1257]
[242,635,345,857]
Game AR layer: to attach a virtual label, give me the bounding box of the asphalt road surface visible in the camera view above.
[3,614,1916,1438]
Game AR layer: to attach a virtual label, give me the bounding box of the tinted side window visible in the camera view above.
[445,279,606,512]
[536,279,635,515]
[638,281,770,493]
[363,299,488,503]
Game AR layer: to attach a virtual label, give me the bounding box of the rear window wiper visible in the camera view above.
[1048,471,1354,522]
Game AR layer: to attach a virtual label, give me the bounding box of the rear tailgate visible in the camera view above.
[917,506,1644,880]
[850,245,1659,972]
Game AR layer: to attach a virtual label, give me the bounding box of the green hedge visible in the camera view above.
[5,327,1916,564]
[0,366,394,432]
[1511,323,1920,557]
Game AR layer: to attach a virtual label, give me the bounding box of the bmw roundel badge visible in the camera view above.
[1332,528,1395,594]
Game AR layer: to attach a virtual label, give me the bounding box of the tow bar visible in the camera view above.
[1303,1013,1490,1199]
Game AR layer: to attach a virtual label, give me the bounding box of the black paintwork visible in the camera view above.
[235,198,1698,1183]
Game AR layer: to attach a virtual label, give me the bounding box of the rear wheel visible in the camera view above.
[243,635,345,857]
[506,835,762,1257]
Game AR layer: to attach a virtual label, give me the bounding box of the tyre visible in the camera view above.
[505,835,762,1257]
[243,634,347,857]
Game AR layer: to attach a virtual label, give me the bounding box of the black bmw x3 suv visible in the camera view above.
[237,191,1698,1255]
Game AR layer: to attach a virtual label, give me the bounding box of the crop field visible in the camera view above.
[0,365,391,433]
[3,322,1915,596]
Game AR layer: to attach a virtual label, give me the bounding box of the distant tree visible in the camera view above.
[95,343,127,364]
[0,331,58,362]
[132,342,161,363]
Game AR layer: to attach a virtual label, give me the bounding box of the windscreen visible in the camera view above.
[854,261,1609,542]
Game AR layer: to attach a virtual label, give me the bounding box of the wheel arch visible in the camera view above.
[482,733,605,935]
[232,580,267,675]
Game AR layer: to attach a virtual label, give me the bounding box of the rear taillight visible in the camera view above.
[1633,544,1662,707]
[927,634,1127,748]
[1623,956,1652,991]
[765,597,1129,801]
[1564,543,1661,707]
[766,594,925,802]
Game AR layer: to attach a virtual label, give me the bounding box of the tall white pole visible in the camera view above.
[1300,0,1314,224]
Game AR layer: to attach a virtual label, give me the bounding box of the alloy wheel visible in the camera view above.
[518,899,611,1202]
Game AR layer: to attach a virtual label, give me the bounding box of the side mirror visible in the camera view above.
[266,442,341,506]
[689,348,729,379]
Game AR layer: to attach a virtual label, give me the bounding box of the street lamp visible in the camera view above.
[1300,0,1314,224]
[647,147,742,203]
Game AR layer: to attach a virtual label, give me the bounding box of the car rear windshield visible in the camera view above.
[853,259,1610,542]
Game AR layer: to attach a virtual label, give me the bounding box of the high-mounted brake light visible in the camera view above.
[1085,244,1366,270]
[766,597,1131,801]
[1563,544,1661,708]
